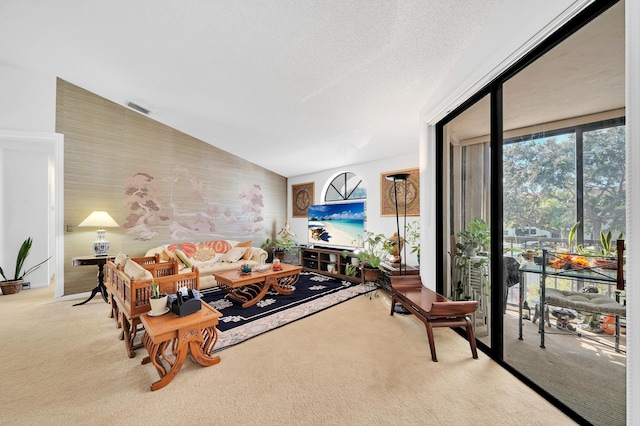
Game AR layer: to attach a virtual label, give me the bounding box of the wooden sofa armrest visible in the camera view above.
[131,253,161,266]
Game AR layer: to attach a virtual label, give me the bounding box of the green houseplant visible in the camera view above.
[405,220,420,264]
[149,279,168,314]
[262,223,298,260]
[356,232,394,281]
[0,237,51,295]
[455,218,490,257]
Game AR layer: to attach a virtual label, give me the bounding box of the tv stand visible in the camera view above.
[300,247,363,283]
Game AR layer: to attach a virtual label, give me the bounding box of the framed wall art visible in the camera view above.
[380,168,420,217]
[292,182,314,218]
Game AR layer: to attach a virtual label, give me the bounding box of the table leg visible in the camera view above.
[72,263,108,306]
[142,325,220,391]
[190,326,221,366]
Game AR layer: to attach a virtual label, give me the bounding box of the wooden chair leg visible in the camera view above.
[425,322,438,362]
[465,317,478,359]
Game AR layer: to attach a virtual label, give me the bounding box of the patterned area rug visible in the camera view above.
[201,271,372,352]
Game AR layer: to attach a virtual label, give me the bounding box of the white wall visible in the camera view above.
[0,64,56,132]
[0,144,51,287]
[288,152,420,267]
[0,65,57,288]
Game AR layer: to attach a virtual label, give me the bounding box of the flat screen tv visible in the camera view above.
[307,201,366,250]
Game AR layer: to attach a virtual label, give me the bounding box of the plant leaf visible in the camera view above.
[568,222,580,251]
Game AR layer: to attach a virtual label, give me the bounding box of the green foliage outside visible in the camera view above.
[503,125,626,246]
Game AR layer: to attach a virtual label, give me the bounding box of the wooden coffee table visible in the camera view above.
[140,303,222,391]
[214,264,302,308]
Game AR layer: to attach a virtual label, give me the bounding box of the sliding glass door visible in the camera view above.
[437,2,624,424]
[442,94,492,347]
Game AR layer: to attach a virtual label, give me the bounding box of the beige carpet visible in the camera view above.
[0,286,575,426]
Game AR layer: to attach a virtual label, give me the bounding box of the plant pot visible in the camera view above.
[149,294,168,314]
[274,250,286,261]
[0,279,23,295]
[362,267,381,282]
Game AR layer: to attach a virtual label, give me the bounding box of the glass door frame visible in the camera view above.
[436,0,619,362]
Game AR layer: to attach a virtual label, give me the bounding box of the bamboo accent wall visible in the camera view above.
[56,79,286,296]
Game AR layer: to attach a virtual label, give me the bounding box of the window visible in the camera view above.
[324,172,366,202]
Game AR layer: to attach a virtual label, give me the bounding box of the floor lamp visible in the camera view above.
[386,173,410,275]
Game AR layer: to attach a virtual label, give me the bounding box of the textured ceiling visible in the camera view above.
[4,2,624,174]
[0,0,565,177]
[442,1,624,144]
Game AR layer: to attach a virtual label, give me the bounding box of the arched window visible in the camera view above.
[324,172,366,202]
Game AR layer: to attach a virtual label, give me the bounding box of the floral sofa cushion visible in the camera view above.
[144,240,268,289]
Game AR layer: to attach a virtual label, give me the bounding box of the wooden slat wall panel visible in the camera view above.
[56,79,286,296]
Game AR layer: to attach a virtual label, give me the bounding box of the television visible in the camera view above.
[307,201,366,251]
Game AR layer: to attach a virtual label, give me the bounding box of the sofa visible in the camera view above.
[144,240,268,289]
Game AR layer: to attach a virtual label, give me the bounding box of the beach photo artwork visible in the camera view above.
[307,201,366,249]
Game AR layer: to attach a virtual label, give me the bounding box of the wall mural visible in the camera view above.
[123,166,265,241]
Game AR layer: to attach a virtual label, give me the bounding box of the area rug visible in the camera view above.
[201,271,373,352]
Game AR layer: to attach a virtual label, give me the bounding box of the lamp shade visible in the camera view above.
[78,211,119,228]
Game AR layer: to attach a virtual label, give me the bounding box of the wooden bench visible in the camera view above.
[390,275,478,362]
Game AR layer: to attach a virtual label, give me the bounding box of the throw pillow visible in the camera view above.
[220,247,247,263]
[163,249,187,270]
[235,240,252,260]
[114,251,128,267]
[173,249,194,268]
[124,259,153,281]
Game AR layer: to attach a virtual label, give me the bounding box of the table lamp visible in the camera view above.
[78,211,119,256]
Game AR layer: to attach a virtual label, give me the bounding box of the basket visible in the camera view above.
[0,279,24,295]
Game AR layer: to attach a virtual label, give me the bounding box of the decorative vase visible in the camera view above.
[0,279,23,295]
[149,294,168,314]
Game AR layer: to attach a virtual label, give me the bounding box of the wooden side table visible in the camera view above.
[72,255,113,306]
[140,303,222,391]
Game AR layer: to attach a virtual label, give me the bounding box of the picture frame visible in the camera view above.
[292,182,314,218]
[380,168,420,217]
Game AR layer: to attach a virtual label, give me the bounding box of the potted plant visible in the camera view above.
[0,237,51,295]
[263,223,298,261]
[356,232,394,282]
[344,262,358,277]
[592,230,624,269]
[149,280,168,314]
[455,218,490,257]
[522,247,539,262]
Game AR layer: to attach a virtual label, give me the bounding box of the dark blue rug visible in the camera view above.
[201,271,371,351]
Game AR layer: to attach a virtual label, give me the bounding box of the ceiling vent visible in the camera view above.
[126,101,150,115]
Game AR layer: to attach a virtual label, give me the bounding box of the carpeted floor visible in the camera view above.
[201,271,372,351]
[0,284,575,425]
